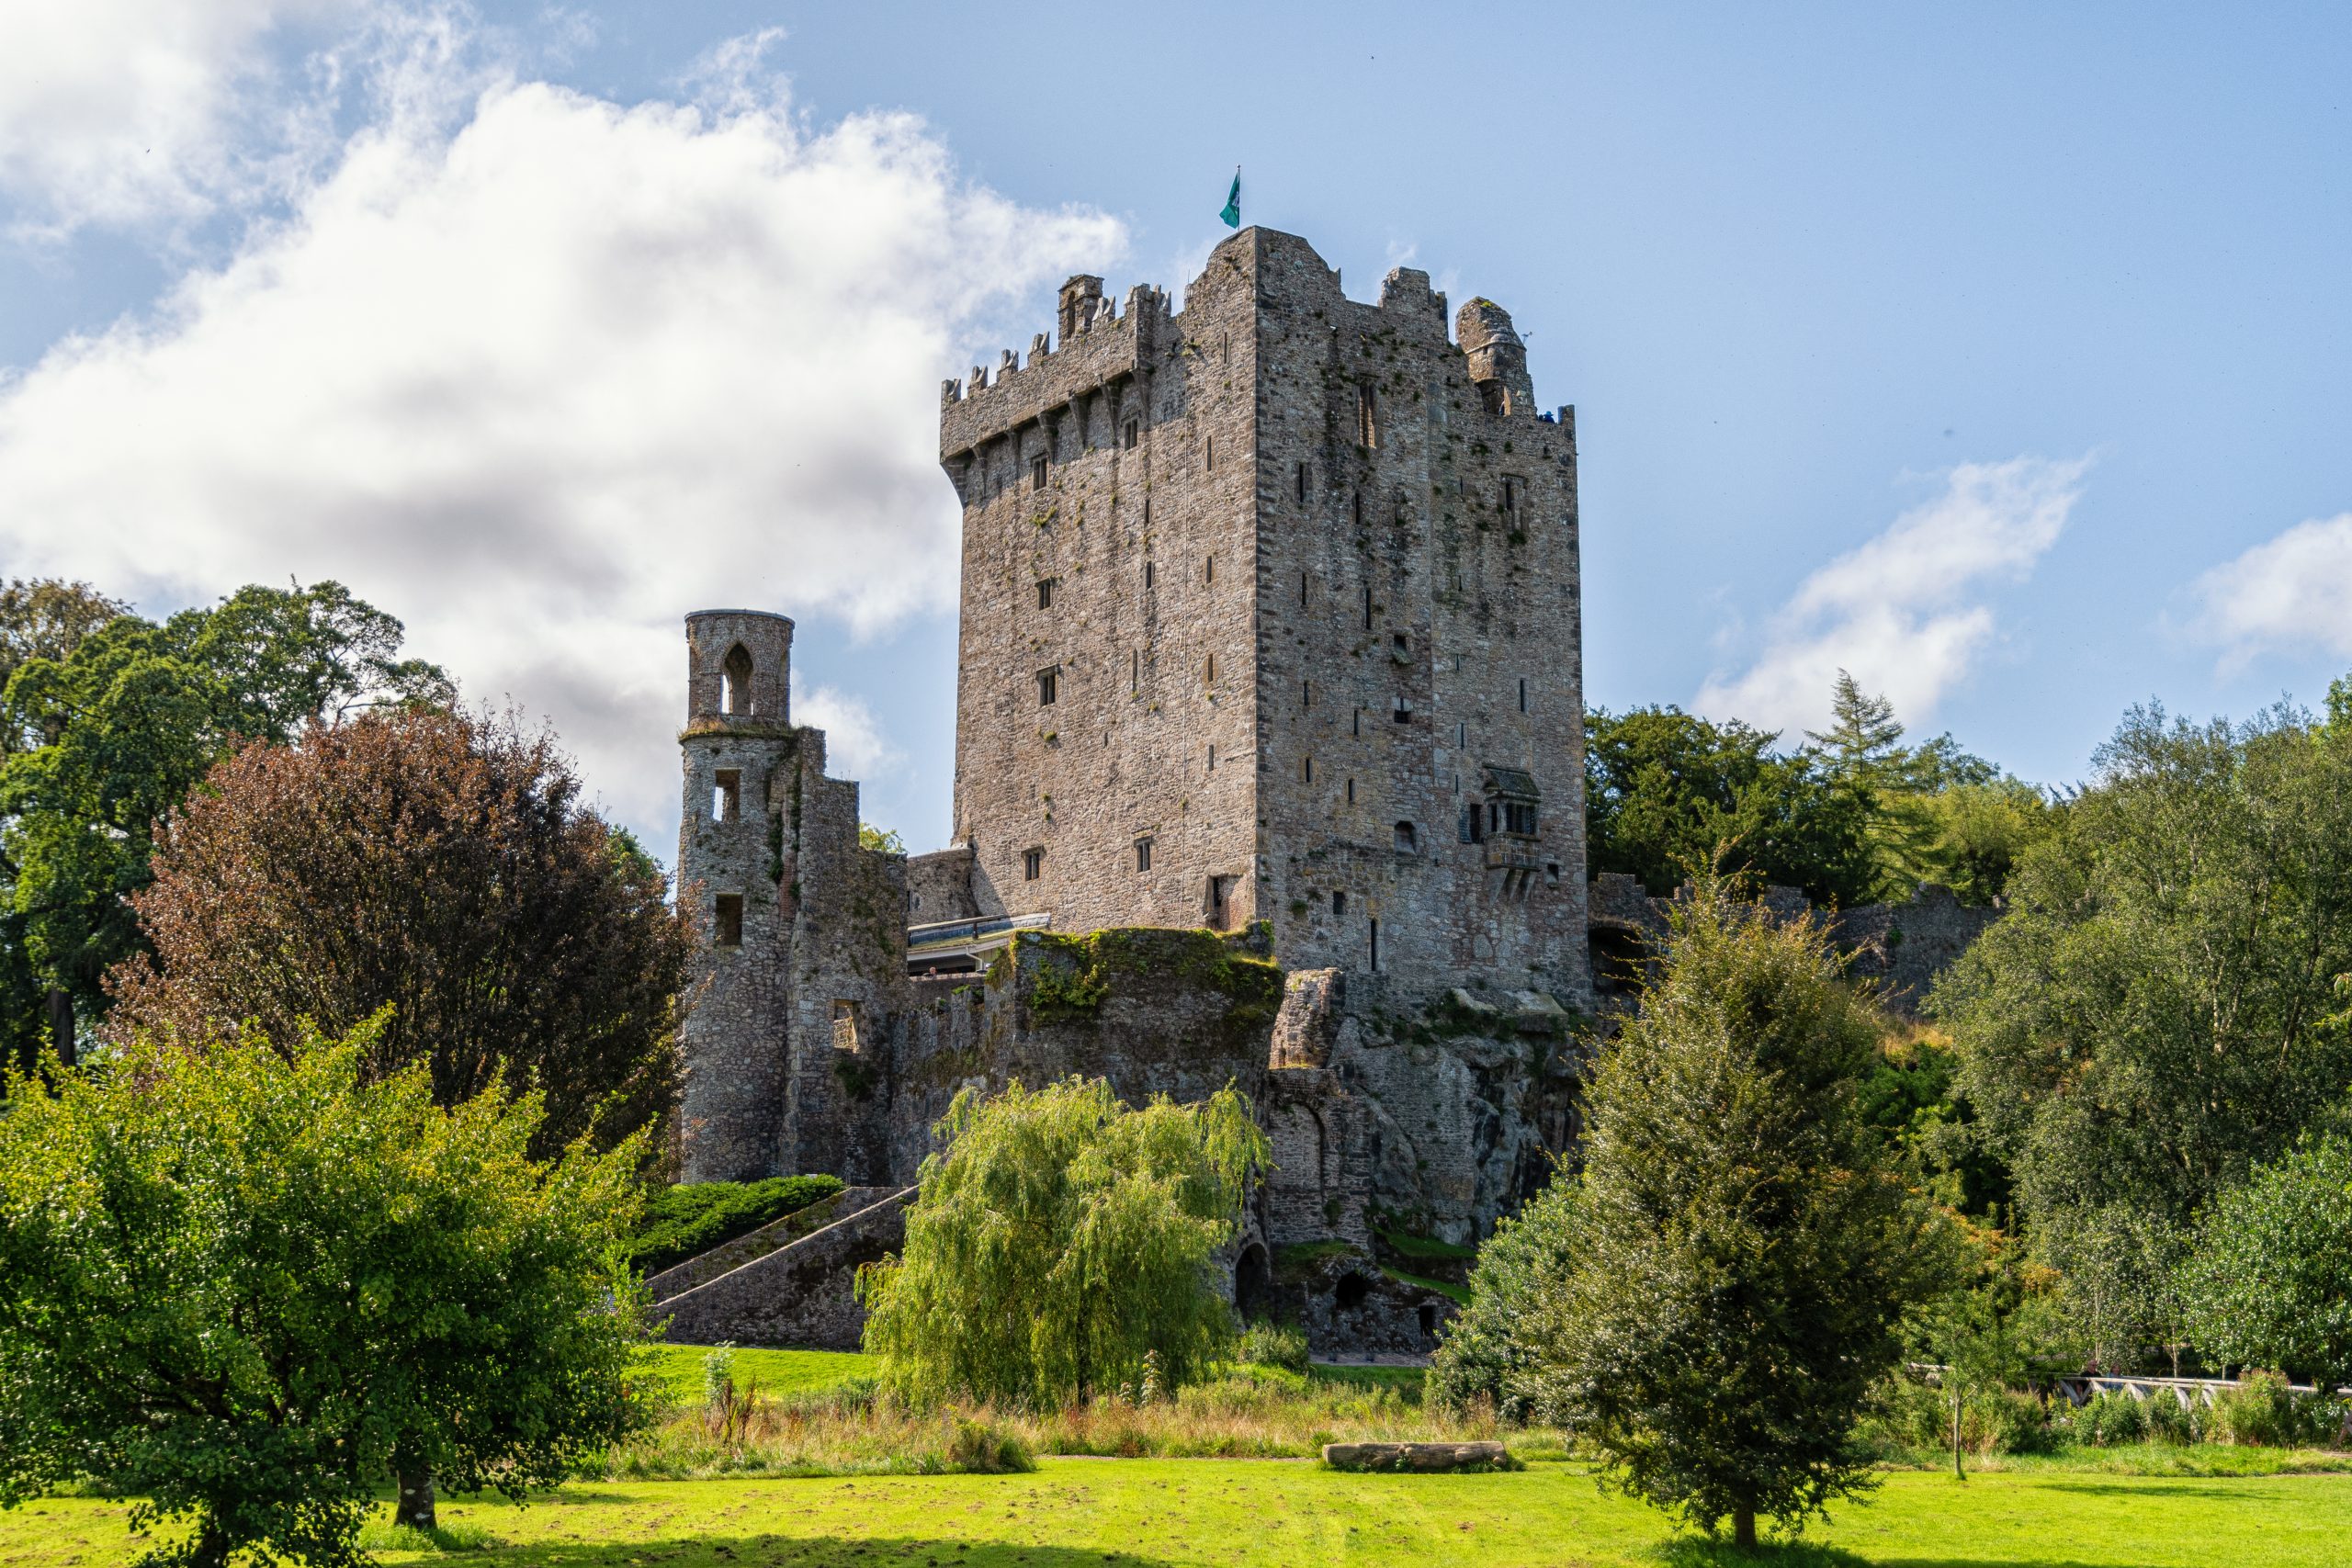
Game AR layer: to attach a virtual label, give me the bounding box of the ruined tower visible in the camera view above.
[937,228,1591,1004]
[676,610,909,1183]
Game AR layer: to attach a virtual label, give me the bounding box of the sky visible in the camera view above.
[2,2,2347,863]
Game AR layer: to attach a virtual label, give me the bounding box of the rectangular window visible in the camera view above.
[1461,804,1480,843]
[1037,578,1057,610]
[1036,667,1059,706]
[1206,435,1215,469]
[1208,743,1216,772]
[1362,585,1373,630]
[1131,649,1140,688]
[1351,490,1363,528]
[1505,801,1540,836]
[1357,382,1379,448]
[1352,707,1362,738]
[1519,677,1528,713]
[1456,722,1466,748]
[713,768,741,822]
[1023,847,1045,881]
[1302,755,1312,784]
[1500,475,1520,516]
[831,1000,860,1053]
[1333,890,1347,917]
[1392,697,1411,724]
[1031,455,1047,491]
[1302,679,1310,708]
[1204,554,1215,585]
[1295,460,1308,503]
[1136,837,1153,872]
[1205,652,1215,683]
[1369,916,1380,970]
[1300,571,1308,606]
[714,893,743,948]
[1123,420,1138,450]
[1144,559,1155,590]
[1346,778,1355,804]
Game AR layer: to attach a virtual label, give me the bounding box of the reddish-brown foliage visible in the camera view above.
[110,709,689,1155]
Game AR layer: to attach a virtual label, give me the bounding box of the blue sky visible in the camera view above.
[3,3,2347,860]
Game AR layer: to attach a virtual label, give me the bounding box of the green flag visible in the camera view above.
[1220,168,1240,229]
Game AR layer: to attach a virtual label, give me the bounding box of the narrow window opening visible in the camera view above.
[1500,475,1520,517]
[1545,862,1562,886]
[1209,874,1238,928]
[1206,435,1215,469]
[1519,677,1528,713]
[1369,916,1380,970]
[713,769,741,823]
[1302,755,1313,784]
[1123,420,1138,450]
[831,1000,860,1053]
[1031,455,1047,491]
[1351,490,1363,528]
[714,894,743,948]
[1131,649,1139,687]
[1302,679,1310,708]
[1205,652,1216,683]
[1136,837,1154,873]
[1392,697,1412,724]
[1394,820,1419,853]
[1464,804,1485,844]
[1144,559,1155,590]
[1333,890,1347,917]
[1143,497,1151,526]
[1208,743,1216,772]
[721,643,754,716]
[1300,571,1308,606]
[1204,554,1215,585]
[1346,778,1355,804]
[1036,667,1059,706]
[1295,460,1308,503]
[1351,707,1362,738]
[1362,585,1373,630]
[1037,577,1057,610]
[1023,847,1045,881]
[1356,381,1379,447]
[1393,631,1409,659]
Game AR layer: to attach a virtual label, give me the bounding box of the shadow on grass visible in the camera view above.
[368,1535,1196,1565]
[1649,1540,1870,1568]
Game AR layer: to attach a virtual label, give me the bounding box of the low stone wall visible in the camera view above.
[654,1187,913,1350]
[643,1185,899,1304]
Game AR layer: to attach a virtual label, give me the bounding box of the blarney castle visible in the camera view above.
[651,228,1993,1355]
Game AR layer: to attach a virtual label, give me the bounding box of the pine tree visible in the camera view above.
[1521,875,1956,1549]
[1806,671,1940,901]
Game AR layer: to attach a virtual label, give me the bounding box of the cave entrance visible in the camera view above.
[1235,1243,1272,1320]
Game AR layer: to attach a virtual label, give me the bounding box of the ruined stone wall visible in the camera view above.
[906,845,978,923]
[940,228,1590,1011]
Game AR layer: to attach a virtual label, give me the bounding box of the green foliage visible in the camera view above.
[109,707,689,1158]
[856,823,905,854]
[2178,1133,2352,1390]
[1519,877,1960,1546]
[1427,1170,1580,1421]
[628,1175,845,1276]
[0,579,449,1041]
[1935,697,2352,1366]
[857,1076,1269,1407]
[1584,705,1875,906]
[1237,1318,1309,1374]
[0,1025,650,1568]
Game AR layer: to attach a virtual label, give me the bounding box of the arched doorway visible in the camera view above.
[1235,1242,1272,1320]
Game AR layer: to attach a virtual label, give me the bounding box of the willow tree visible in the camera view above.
[1523,877,1955,1550]
[858,1076,1268,1406]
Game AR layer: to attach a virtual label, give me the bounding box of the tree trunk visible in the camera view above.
[45,988,74,1068]
[394,1449,436,1532]
[190,1520,232,1568]
[1952,1388,1966,1480]
[1734,1504,1757,1552]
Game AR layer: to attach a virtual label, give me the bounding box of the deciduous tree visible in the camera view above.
[858,1076,1268,1406]
[0,1026,651,1568]
[109,707,688,1156]
[2178,1131,2352,1391]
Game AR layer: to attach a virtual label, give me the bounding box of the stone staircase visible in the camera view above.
[650,1185,916,1350]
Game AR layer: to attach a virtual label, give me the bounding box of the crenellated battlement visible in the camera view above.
[938,280,1174,461]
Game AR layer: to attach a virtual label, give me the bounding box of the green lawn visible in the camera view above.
[5,1459,2346,1567]
[636,1344,875,1404]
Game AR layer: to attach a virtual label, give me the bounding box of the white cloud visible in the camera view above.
[1696,456,2088,734]
[795,681,903,784]
[2188,513,2352,669]
[0,29,1124,842]
[0,0,373,235]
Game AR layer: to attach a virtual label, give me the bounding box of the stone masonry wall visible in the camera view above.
[940,230,1591,1012]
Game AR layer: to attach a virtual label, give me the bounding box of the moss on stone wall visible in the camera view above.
[1014,926,1283,1039]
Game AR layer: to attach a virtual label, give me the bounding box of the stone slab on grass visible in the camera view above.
[1320,1440,1517,1473]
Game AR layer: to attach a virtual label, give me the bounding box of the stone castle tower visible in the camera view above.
[938,227,1591,1004]
[674,610,907,1183]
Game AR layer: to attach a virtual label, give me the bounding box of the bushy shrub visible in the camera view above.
[1238,1318,1309,1373]
[1860,1371,2053,1458]
[1426,1168,1578,1421]
[628,1175,844,1275]
[2207,1371,2320,1448]
[2067,1390,2148,1447]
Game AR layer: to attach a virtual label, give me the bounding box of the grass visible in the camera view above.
[4,1460,2349,1566]
[633,1344,874,1404]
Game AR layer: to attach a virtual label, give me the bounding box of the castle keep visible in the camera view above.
[935,229,1590,1001]
[669,229,1594,1352]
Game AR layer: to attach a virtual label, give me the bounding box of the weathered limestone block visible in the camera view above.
[1322,1441,1514,1473]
